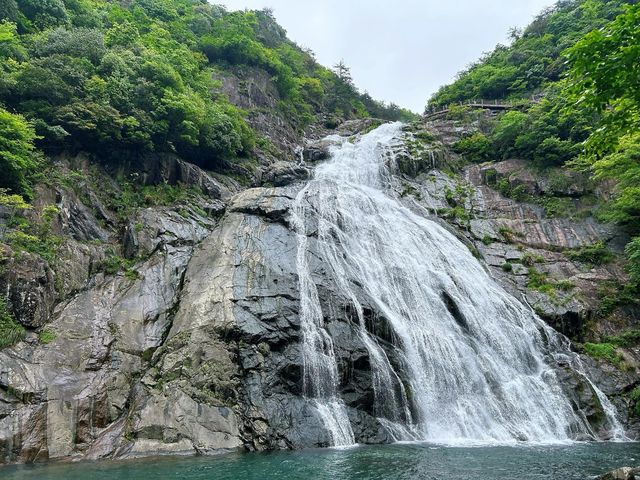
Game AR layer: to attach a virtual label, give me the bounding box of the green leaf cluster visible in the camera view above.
[0,295,25,350]
[0,106,39,193]
[583,342,625,368]
[431,1,640,294]
[566,241,614,266]
[564,4,640,285]
[429,0,630,108]
[0,0,413,182]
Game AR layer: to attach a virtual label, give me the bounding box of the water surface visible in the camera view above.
[3,443,639,480]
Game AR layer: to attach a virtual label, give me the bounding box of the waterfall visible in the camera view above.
[293,122,623,446]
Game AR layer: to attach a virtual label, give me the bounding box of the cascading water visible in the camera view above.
[293,122,624,446]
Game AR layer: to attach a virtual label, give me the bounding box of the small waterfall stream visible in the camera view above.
[293,122,623,446]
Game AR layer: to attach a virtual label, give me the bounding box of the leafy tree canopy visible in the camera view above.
[0,107,38,193]
[435,0,640,291]
[0,0,414,190]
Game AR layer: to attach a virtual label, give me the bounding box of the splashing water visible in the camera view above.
[293,122,623,446]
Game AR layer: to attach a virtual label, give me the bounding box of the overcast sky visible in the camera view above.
[217,1,554,112]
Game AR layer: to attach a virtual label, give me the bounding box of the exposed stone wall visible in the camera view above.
[1,114,638,464]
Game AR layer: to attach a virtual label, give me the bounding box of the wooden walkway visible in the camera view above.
[424,98,538,119]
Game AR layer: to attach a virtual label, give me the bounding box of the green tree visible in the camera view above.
[0,1,19,24]
[428,0,630,109]
[563,4,640,291]
[35,27,106,65]
[333,60,353,86]
[492,110,528,157]
[589,133,640,230]
[565,4,640,157]
[1,0,400,172]
[16,0,69,29]
[533,136,576,167]
[453,133,492,163]
[0,20,26,63]
[0,107,38,193]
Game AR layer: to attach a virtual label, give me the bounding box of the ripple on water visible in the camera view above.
[2,443,640,480]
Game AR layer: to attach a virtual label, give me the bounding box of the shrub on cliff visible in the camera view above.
[0,296,25,349]
[626,238,640,288]
[453,133,492,163]
[0,107,39,194]
[428,0,632,108]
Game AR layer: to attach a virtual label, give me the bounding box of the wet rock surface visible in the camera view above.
[0,116,396,463]
[0,116,637,465]
[392,122,636,338]
[0,183,395,462]
[598,467,640,480]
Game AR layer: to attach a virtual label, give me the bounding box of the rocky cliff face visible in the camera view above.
[0,137,393,463]
[0,108,638,464]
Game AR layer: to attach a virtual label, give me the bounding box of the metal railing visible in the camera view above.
[425,96,541,117]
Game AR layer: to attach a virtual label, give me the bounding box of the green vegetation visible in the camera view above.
[430,0,640,299]
[0,0,413,196]
[492,175,575,218]
[603,330,640,349]
[627,238,640,287]
[452,133,491,163]
[38,328,56,344]
[565,5,640,159]
[5,230,60,262]
[556,279,576,291]
[596,280,639,318]
[0,105,40,194]
[0,295,25,349]
[439,206,470,224]
[519,252,545,267]
[0,191,61,262]
[583,342,625,368]
[400,184,421,200]
[106,181,202,220]
[498,226,517,242]
[0,188,31,233]
[527,268,554,294]
[0,1,417,300]
[630,386,640,416]
[429,0,630,108]
[444,183,472,208]
[441,182,474,224]
[101,248,139,280]
[495,178,528,202]
[564,4,640,290]
[566,242,614,266]
[527,267,575,295]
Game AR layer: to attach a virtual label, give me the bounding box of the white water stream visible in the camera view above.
[292,122,623,446]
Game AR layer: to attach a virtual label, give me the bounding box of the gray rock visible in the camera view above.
[0,253,55,328]
[303,138,340,163]
[599,467,640,480]
[259,161,310,187]
[58,189,111,243]
[123,206,214,259]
